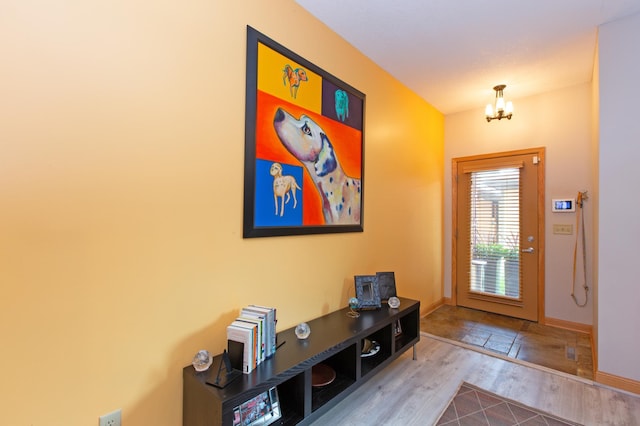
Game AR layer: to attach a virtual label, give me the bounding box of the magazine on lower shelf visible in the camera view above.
[232,386,281,426]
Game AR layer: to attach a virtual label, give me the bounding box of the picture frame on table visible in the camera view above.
[376,271,397,302]
[354,275,381,310]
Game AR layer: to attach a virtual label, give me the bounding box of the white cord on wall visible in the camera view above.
[571,191,589,307]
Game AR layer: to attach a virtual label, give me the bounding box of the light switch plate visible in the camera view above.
[553,224,573,235]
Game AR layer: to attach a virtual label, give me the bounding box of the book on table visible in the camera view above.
[227,305,277,374]
[227,321,256,374]
[237,315,264,363]
[247,305,277,358]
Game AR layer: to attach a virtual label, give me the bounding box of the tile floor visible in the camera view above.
[421,305,593,380]
[436,382,580,425]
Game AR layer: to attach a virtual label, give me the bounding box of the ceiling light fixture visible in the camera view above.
[485,84,513,122]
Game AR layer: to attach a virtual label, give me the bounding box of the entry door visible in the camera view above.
[454,149,544,321]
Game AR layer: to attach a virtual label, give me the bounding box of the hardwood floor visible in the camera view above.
[309,335,640,425]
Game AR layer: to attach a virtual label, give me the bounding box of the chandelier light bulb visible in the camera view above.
[505,101,514,114]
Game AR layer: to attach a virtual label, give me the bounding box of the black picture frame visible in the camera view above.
[354,275,381,310]
[376,271,397,301]
[243,26,366,238]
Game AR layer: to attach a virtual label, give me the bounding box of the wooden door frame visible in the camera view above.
[451,147,546,323]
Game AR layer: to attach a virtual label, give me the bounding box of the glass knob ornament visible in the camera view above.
[192,349,213,372]
[388,296,401,309]
[349,297,359,309]
[295,322,311,339]
[347,297,360,318]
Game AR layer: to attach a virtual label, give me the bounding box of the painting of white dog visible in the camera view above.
[269,162,301,217]
[273,107,361,225]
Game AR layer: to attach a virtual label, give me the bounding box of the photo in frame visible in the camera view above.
[354,275,381,310]
[232,386,281,426]
[376,271,397,301]
[243,26,366,238]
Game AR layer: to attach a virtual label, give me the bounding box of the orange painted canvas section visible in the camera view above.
[255,90,362,225]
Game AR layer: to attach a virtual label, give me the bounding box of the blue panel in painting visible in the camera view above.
[254,159,304,227]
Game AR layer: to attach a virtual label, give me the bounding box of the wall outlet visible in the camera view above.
[99,409,121,426]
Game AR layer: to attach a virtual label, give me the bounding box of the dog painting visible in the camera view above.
[244,26,365,237]
[273,107,361,225]
[269,162,301,217]
[335,89,349,122]
[282,64,308,99]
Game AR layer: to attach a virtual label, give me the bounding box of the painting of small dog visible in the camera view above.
[335,89,349,122]
[269,162,301,217]
[273,107,361,225]
[282,64,308,99]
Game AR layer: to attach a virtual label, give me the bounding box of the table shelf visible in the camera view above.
[183,297,420,425]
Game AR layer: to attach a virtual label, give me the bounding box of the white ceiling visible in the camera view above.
[296,0,640,114]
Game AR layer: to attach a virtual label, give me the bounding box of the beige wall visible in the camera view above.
[597,11,640,385]
[0,0,443,424]
[444,83,594,325]
[590,40,600,372]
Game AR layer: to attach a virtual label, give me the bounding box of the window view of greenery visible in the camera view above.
[469,168,521,299]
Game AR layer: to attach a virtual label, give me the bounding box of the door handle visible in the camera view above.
[521,247,535,253]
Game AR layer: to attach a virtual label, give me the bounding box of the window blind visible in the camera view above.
[468,167,521,299]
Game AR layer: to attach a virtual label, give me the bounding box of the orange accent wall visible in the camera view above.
[0,1,444,424]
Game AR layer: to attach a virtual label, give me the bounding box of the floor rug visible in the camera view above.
[436,382,582,425]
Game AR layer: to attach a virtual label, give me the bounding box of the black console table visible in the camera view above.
[183,297,420,425]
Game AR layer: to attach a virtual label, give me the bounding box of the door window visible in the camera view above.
[468,167,521,300]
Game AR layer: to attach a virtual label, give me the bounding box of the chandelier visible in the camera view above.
[485,84,513,122]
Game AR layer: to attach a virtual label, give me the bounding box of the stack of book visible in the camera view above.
[226,305,277,374]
